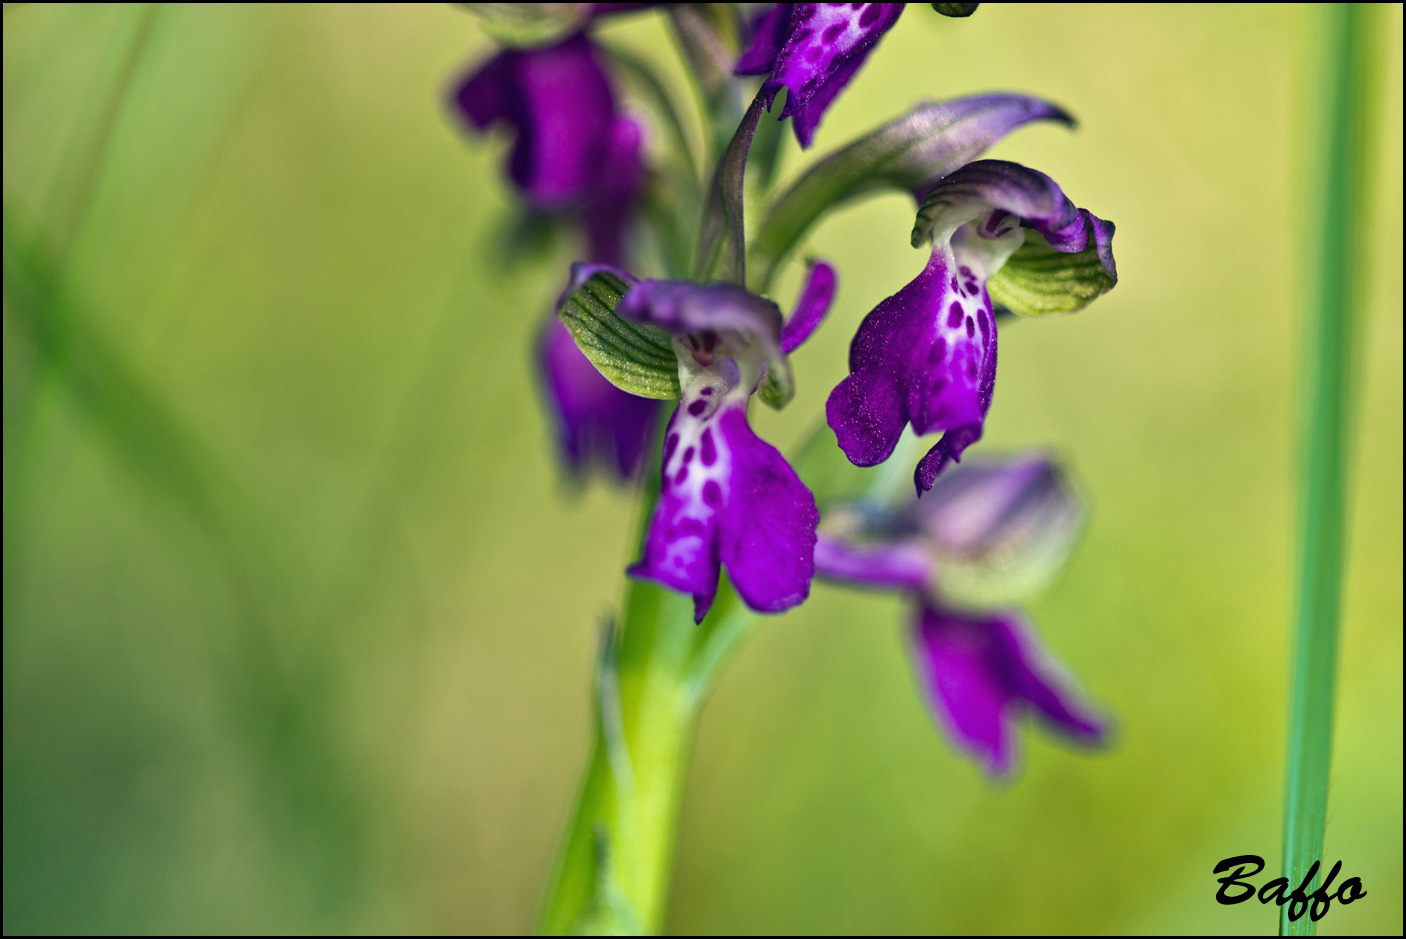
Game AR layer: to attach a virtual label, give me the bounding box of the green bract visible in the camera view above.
[557,270,681,399]
[987,231,1118,316]
[463,3,588,48]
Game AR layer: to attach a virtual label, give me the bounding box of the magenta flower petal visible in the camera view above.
[583,117,645,267]
[736,2,793,74]
[911,606,1105,776]
[453,34,617,211]
[813,532,931,592]
[717,408,818,613]
[780,259,837,354]
[736,3,906,147]
[539,317,659,482]
[630,401,817,622]
[827,248,996,476]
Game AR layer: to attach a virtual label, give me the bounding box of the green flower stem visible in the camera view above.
[538,410,750,934]
[1280,4,1377,935]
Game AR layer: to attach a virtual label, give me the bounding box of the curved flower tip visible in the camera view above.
[539,317,659,481]
[736,3,906,147]
[829,159,1116,492]
[621,278,818,621]
[453,34,618,211]
[911,606,1106,776]
[780,259,838,354]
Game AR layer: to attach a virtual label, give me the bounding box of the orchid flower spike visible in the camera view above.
[813,454,1107,776]
[609,262,838,622]
[826,160,1116,494]
[737,3,905,148]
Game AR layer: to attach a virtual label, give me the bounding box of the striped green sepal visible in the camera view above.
[987,232,1117,316]
[557,270,681,399]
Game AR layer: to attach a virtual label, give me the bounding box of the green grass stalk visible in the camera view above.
[1279,4,1378,935]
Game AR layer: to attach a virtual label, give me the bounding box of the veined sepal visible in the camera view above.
[556,266,681,399]
[987,220,1118,316]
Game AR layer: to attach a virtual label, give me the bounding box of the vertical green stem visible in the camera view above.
[1280,4,1376,935]
[536,410,748,934]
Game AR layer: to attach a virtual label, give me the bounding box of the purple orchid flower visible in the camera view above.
[607,261,838,622]
[454,33,623,212]
[826,160,1116,494]
[813,454,1106,776]
[455,33,662,482]
[736,3,906,147]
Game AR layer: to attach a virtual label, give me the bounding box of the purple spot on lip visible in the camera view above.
[965,316,975,338]
[966,361,977,378]
[675,464,690,485]
[950,277,960,291]
[700,387,713,396]
[947,302,965,328]
[959,266,973,278]
[702,480,723,507]
[682,446,695,465]
[822,23,844,42]
[688,399,707,416]
[859,3,882,25]
[700,428,717,466]
[664,433,679,463]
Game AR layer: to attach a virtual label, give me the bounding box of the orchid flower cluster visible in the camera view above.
[449,2,1119,930]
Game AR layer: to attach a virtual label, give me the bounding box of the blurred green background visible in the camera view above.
[3,3,1401,934]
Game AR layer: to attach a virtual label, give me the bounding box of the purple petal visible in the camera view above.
[1082,208,1118,282]
[717,408,818,613]
[583,117,645,267]
[827,248,996,477]
[735,2,795,75]
[903,95,1075,201]
[780,259,837,353]
[455,51,514,129]
[921,170,1116,287]
[783,45,867,148]
[617,280,784,350]
[629,404,726,620]
[539,317,659,481]
[630,400,818,621]
[916,159,1080,247]
[916,455,1072,555]
[451,35,617,211]
[914,423,984,494]
[813,532,930,592]
[911,605,1105,776]
[748,3,905,147]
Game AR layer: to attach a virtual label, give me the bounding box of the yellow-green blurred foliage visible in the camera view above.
[3,4,1401,934]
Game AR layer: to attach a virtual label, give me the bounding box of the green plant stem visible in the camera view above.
[1280,4,1376,935]
[538,408,750,933]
